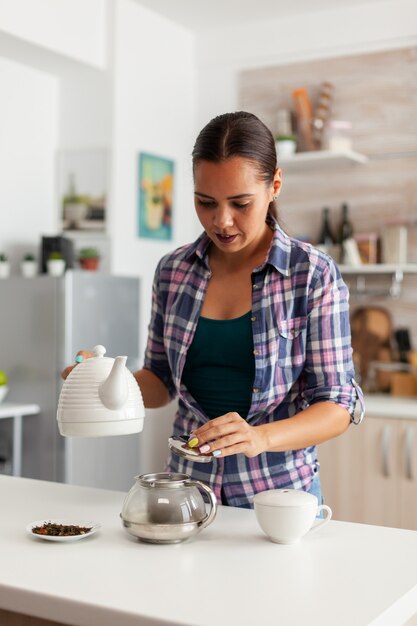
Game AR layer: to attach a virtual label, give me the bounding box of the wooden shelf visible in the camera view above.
[279,149,368,170]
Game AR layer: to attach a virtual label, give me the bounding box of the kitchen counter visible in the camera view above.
[365,394,417,419]
[1,475,417,626]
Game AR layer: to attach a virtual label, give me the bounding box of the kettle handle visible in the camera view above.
[188,480,217,529]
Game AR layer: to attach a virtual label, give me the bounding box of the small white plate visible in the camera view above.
[26,519,101,542]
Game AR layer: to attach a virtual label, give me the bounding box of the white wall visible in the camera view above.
[0,56,58,267]
[0,0,108,69]
[111,0,198,340]
[110,0,198,471]
[195,0,417,128]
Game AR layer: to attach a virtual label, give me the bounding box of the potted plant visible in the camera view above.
[0,368,8,403]
[79,247,100,271]
[47,251,66,277]
[62,174,89,230]
[0,253,10,279]
[21,253,37,278]
[275,133,297,158]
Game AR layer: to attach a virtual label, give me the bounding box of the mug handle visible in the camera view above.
[187,480,218,529]
[308,504,332,535]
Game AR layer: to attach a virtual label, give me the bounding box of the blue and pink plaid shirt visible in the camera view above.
[144,219,364,508]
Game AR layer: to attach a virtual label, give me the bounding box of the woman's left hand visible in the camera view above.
[189,412,267,458]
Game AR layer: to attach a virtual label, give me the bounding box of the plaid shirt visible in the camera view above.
[144,220,364,508]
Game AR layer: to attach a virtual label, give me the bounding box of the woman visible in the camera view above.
[64,111,364,509]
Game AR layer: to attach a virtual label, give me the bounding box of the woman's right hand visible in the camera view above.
[61,350,93,380]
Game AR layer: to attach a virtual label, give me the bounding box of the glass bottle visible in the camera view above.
[338,203,354,263]
[318,207,336,249]
[338,203,354,243]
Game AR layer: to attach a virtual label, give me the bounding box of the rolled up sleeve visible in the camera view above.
[143,261,177,400]
[302,258,365,423]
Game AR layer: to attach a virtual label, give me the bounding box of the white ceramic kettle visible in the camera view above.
[57,345,145,437]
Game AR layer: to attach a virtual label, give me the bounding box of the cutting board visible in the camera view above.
[351,306,393,390]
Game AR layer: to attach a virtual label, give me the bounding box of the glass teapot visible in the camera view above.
[121,472,217,544]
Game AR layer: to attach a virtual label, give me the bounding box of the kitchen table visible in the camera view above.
[1,475,417,626]
[0,402,40,476]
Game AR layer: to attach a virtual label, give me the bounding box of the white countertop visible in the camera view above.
[364,394,417,419]
[1,476,417,626]
[0,401,40,418]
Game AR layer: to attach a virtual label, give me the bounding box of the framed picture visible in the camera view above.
[57,148,107,232]
[138,152,174,240]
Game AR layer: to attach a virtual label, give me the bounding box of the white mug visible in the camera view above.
[253,488,332,544]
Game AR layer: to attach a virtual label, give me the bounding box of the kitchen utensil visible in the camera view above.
[351,306,393,389]
[26,519,101,542]
[57,344,145,437]
[253,488,332,544]
[395,328,412,363]
[120,472,217,544]
[168,435,213,463]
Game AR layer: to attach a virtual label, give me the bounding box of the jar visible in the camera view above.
[323,120,353,152]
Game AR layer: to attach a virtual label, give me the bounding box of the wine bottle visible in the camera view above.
[338,203,354,243]
[318,207,336,247]
[338,203,354,263]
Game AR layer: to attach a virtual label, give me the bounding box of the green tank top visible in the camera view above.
[182,311,255,420]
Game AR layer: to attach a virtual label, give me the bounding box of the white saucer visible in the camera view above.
[26,519,101,542]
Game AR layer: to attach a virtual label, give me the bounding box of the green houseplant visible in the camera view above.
[275,133,297,158]
[47,251,65,277]
[21,253,37,278]
[79,247,100,271]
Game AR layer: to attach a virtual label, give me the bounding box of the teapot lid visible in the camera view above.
[168,436,213,463]
[253,488,317,508]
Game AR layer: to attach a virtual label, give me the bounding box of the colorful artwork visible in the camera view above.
[138,153,174,240]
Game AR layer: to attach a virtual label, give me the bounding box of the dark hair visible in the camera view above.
[192,111,278,220]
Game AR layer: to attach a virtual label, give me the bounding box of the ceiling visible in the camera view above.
[134,0,386,32]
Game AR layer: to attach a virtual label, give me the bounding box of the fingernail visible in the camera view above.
[188,437,199,448]
[212,450,222,457]
[75,355,83,363]
[199,444,210,453]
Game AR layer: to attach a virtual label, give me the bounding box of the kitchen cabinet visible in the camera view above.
[319,411,417,530]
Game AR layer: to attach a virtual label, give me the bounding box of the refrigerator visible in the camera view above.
[0,270,142,491]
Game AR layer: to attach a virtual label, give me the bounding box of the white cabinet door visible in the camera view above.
[319,416,400,528]
[398,419,417,530]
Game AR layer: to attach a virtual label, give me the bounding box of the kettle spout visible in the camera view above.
[98,356,128,410]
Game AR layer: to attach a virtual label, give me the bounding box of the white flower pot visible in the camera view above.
[21,261,37,278]
[0,262,10,279]
[47,259,66,277]
[276,139,297,158]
